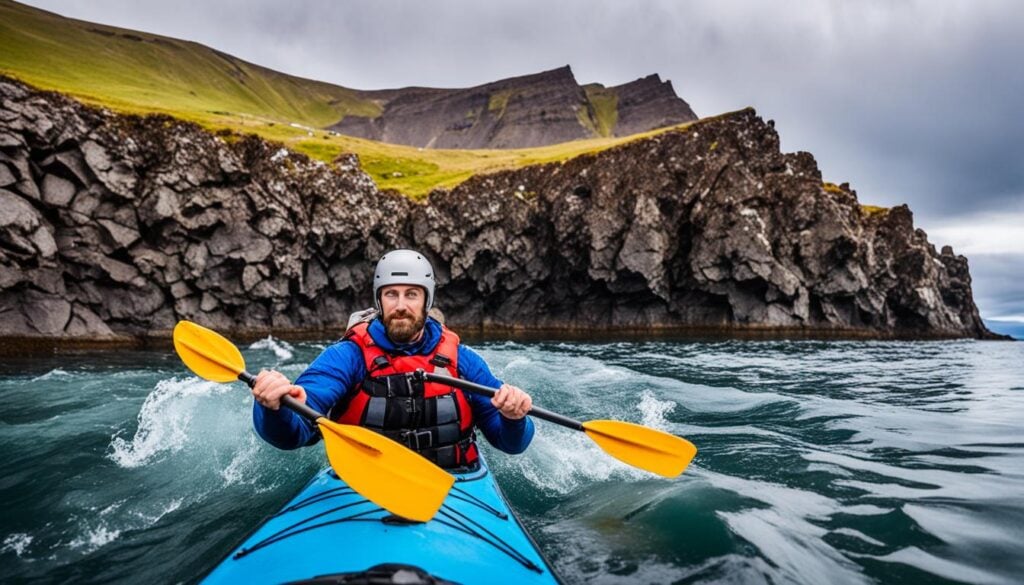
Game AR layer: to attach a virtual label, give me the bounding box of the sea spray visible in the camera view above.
[108,377,227,468]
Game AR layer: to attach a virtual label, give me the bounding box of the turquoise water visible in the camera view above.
[1,338,1022,584]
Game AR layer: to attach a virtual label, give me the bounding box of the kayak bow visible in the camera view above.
[202,456,560,584]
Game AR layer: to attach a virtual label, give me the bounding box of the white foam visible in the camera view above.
[133,498,183,525]
[69,524,121,553]
[97,500,124,517]
[831,527,886,546]
[220,435,263,487]
[2,533,32,557]
[806,462,854,477]
[499,426,650,495]
[638,390,676,429]
[837,504,893,516]
[249,336,295,361]
[575,366,630,385]
[108,377,225,468]
[622,366,788,413]
[31,368,72,382]
[862,546,1012,585]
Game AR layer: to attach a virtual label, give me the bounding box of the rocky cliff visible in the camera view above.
[0,76,998,351]
[332,66,698,149]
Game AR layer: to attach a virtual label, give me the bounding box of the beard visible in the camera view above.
[383,307,426,343]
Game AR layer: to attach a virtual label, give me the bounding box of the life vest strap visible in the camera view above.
[362,373,421,397]
[394,435,475,468]
[381,421,463,451]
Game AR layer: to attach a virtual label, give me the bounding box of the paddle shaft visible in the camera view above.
[420,371,585,431]
[237,370,325,421]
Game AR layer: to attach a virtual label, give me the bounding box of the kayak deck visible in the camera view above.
[202,461,559,584]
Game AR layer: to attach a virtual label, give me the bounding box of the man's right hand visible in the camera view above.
[253,369,307,410]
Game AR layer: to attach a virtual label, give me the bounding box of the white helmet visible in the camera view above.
[373,249,436,312]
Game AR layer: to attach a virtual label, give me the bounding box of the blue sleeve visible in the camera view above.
[252,341,365,450]
[457,345,535,454]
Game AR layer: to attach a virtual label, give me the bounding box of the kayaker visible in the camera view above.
[250,249,535,468]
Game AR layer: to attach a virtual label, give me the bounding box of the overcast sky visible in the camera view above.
[24,0,1024,323]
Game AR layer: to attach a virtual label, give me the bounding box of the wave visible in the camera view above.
[248,336,295,362]
[108,377,229,468]
[30,368,72,382]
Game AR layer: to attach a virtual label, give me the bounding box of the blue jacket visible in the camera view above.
[253,317,535,454]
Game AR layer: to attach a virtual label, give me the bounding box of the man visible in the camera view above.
[251,249,535,468]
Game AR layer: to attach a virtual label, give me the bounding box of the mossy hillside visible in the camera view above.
[583,84,619,137]
[488,90,512,118]
[0,0,378,128]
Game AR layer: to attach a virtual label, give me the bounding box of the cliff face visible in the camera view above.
[0,76,998,348]
[333,66,698,149]
[609,74,698,137]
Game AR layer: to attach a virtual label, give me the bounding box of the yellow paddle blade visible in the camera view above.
[174,319,247,385]
[318,419,455,522]
[173,320,246,383]
[582,420,697,478]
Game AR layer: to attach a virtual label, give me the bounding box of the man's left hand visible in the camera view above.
[491,384,533,420]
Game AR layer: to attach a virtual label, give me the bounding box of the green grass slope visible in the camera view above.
[0,0,378,127]
[583,84,619,137]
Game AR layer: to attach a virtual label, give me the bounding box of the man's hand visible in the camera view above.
[491,384,532,420]
[252,369,307,411]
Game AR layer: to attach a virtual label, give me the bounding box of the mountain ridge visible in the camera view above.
[331,65,697,149]
[0,0,696,150]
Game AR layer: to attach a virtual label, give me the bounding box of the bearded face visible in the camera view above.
[380,285,427,343]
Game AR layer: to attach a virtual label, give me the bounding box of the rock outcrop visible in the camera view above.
[0,76,999,350]
[608,74,698,137]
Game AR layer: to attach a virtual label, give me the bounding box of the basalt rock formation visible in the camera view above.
[0,76,999,350]
[607,74,698,137]
[331,66,698,149]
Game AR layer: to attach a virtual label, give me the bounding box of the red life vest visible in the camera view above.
[331,321,479,468]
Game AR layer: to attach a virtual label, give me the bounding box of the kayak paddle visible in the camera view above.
[172,320,454,522]
[417,371,697,477]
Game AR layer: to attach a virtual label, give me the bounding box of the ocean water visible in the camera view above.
[1,338,1022,584]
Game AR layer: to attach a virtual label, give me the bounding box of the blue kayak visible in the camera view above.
[202,457,560,584]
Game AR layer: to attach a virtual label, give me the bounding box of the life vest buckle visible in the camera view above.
[371,355,390,371]
[402,429,434,450]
